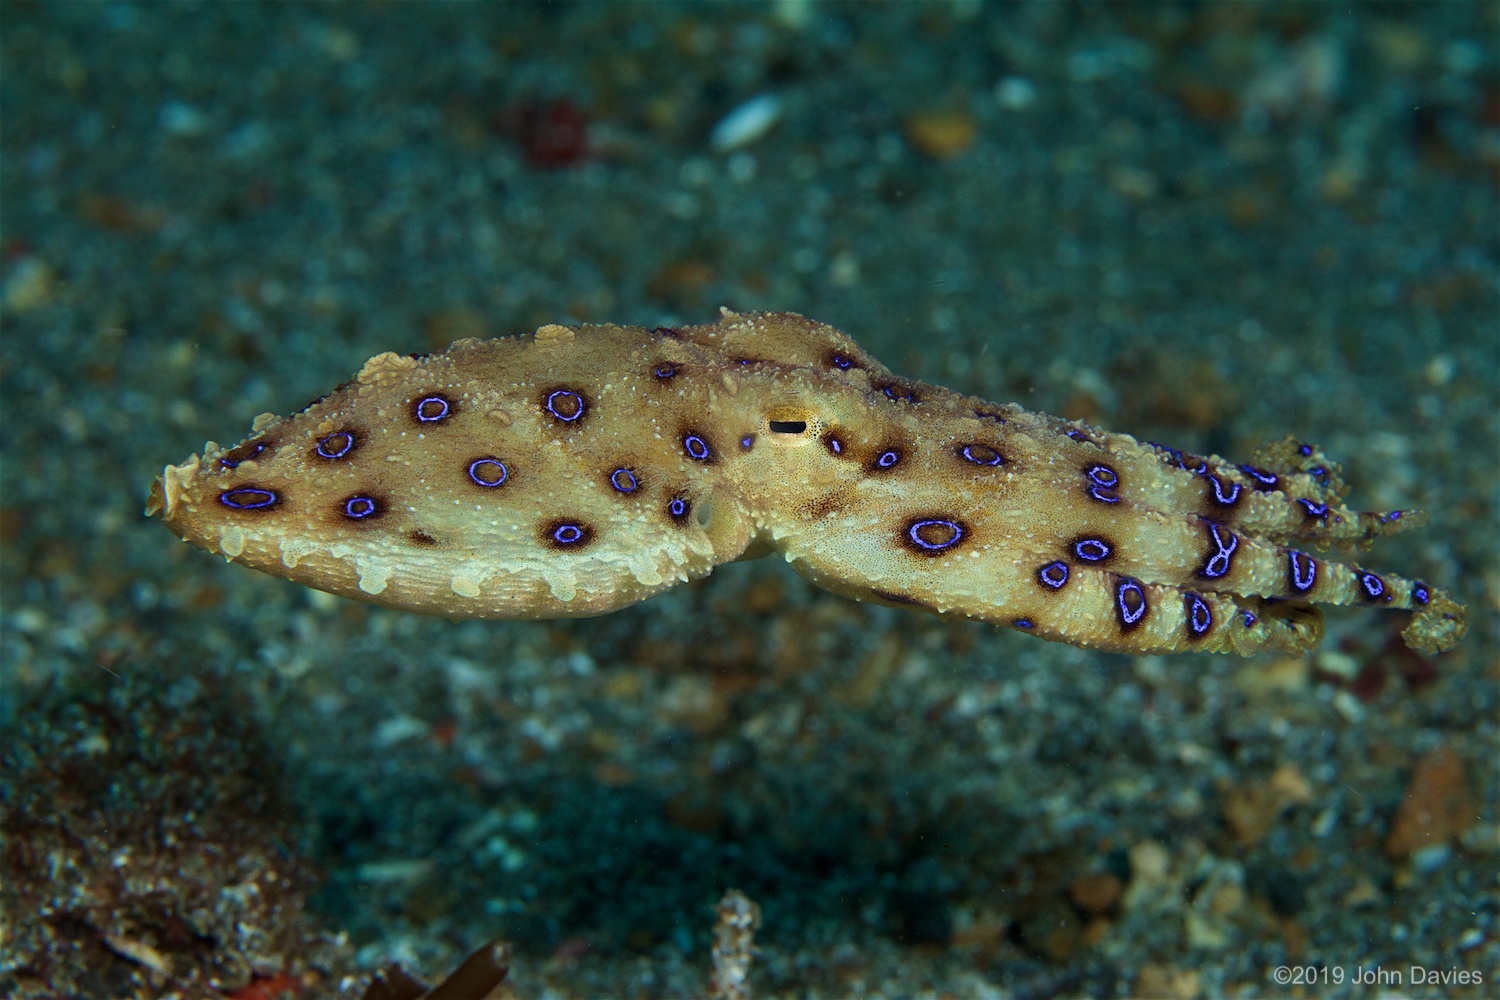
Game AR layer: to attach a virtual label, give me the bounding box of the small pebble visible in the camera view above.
[904,110,976,159]
[1385,746,1474,858]
[159,100,209,135]
[1134,964,1200,1000]
[710,93,782,153]
[1068,872,1122,916]
[3,257,55,313]
[994,76,1037,111]
[1409,843,1452,874]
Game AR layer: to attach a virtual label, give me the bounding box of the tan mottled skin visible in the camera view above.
[148,310,1467,656]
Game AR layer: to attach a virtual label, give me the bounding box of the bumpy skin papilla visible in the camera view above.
[148,310,1468,657]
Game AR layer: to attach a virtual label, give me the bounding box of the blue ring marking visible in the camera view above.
[876,450,901,469]
[960,443,1005,467]
[553,523,586,545]
[830,352,854,369]
[1073,538,1111,562]
[467,458,508,487]
[1239,463,1280,490]
[1359,572,1388,601]
[1298,443,1313,456]
[415,396,451,422]
[1115,578,1148,628]
[1088,485,1120,504]
[653,363,676,380]
[1241,609,1258,628]
[1013,618,1034,630]
[343,495,378,519]
[1412,583,1430,605]
[1208,475,1241,506]
[544,389,585,422]
[219,487,278,510]
[826,436,844,455]
[1087,464,1118,487]
[1298,499,1329,518]
[1183,456,1208,476]
[1185,593,1212,637]
[1382,510,1405,523]
[1287,550,1318,593]
[1065,428,1091,443]
[907,518,964,553]
[1148,442,1182,465]
[1199,523,1240,580]
[683,433,712,461]
[220,440,268,469]
[316,431,355,460]
[740,435,755,450]
[668,497,690,521]
[609,468,638,493]
[879,383,918,403]
[1037,561,1070,589]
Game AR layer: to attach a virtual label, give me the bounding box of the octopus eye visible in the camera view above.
[467,458,509,488]
[219,487,279,510]
[610,468,639,493]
